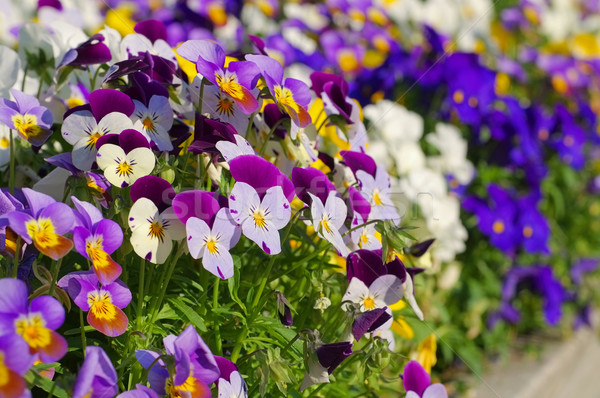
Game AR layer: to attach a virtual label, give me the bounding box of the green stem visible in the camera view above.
[149,242,183,326]
[21,65,28,92]
[79,309,87,355]
[136,257,146,331]
[230,327,248,363]
[9,129,15,195]
[213,278,222,354]
[198,78,205,114]
[258,118,285,156]
[48,257,63,296]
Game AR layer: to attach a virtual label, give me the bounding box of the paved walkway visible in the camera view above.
[471,328,600,398]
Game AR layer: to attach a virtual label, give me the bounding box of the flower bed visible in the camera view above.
[0,0,599,397]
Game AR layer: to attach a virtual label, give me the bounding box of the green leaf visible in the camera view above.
[168,298,208,332]
[25,370,69,398]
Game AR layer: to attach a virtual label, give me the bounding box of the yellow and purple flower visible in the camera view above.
[72,346,118,398]
[58,270,131,337]
[7,188,74,260]
[401,360,447,398]
[72,196,123,285]
[0,332,35,398]
[0,89,53,147]
[0,278,68,363]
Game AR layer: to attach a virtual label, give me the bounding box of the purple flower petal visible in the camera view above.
[214,356,238,382]
[346,249,386,286]
[292,166,336,205]
[230,155,294,201]
[134,19,168,43]
[340,151,377,177]
[172,190,220,226]
[95,219,123,254]
[39,202,75,235]
[316,341,353,374]
[22,188,55,217]
[104,279,132,309]
[0,332,34,375]
[130,176,175,213]
[402,360,431,396]
[119,129,151,152]
[352,308,391,341]
[89,89,135,120]
[29,295,65,330]
[73,346,118,398]
[0,277,28,315]
[348,186,371,221]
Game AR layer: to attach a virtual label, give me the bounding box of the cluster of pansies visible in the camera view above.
[0,0,599,396]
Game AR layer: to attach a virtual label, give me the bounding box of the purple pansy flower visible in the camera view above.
[131,94,174,151]
[177,40,260,114]
[58,270,131,337]
[61,88,135,171]
[136,325,220,398]
[215,356,247,398]
[0,332,35,398]
[58,33,112,68]
[299,340,353,392]
[246,54,312,133]
[72,346,118,398]
[96,129,156,188]
[71,196,123,285]
[117,385,160,398]
[0,89,53,147]
[228,154,295,202]
[0,278,68,363]
[352,307,392,342]
[7,188,75,260]
[401,360,447,398]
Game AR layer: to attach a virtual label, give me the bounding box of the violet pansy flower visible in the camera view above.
[58,270,131,337]
[61,88,135,171]
[246,54,312,133]
[96,129,156,188]
[0,278,68,363]
[228,154,295,202]
[71,197,123,285]
[0,332,35,398]
[117,385,160,398]
[131,94,174,151]
[136,325,220,397]
[72,346,118,398]
[58,33,112,68]
[401,360,447,398]
[215,356,247,398]
[177,40,260,114]
[7,188,75,260]
[0,89,53,147]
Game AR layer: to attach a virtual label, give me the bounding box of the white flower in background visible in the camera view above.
[0,46,20,97]
[364,100,424,144]
[425,196,468,263]
[394,141,427,175]
[0,124,10,167]
[426,123,474,184]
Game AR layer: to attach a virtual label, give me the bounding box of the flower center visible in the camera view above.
[215,72,244,100]
[373,190,383,206]
[148,220,166,242]
[0,137,9,149]
[360,233,369,245]
[363,297,375,310]
[12,113,43,138]
[453,90,464,104]
[86,237,111,268]
[0,353,9,387]
[88,290,117,320]
[14,314,51,349]
[253,209,267,228]
[523,226,533,238]
[25,218,59,249]
[492,220,505,234]
[216,96,235,116]
[206,239,218,254]
[142,117,155,132]
[116,161,133,177]
[321,216,333,233]
[86,132,102,148]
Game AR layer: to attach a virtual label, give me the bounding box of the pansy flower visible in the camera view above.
[177,40,260,114]
[0,278,68,363]
[117,385,160,398]
[350,213,381,251]
[0,332,34,398]
[309,191,350,257]
[72,346,118,398]
[131,94,174,151]
[215,356,248,398]
[183,191,241,279]
[58,33,112,68]
[128,176,185,264]
[0,89,53,147]
[61,88,135,171]
[7,188,74,260]
[96,129,156,188]
[299,338,353,392]
[355,165,400,224]
[72,197,123,285]
[215,134,255,161]
[136,325,220,398]
[246,54,312,133]
[58,270,131,336]
[401,360,447,398]
[229,182,290,255]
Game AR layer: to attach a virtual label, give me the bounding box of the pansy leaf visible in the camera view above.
[168,297,208,332]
